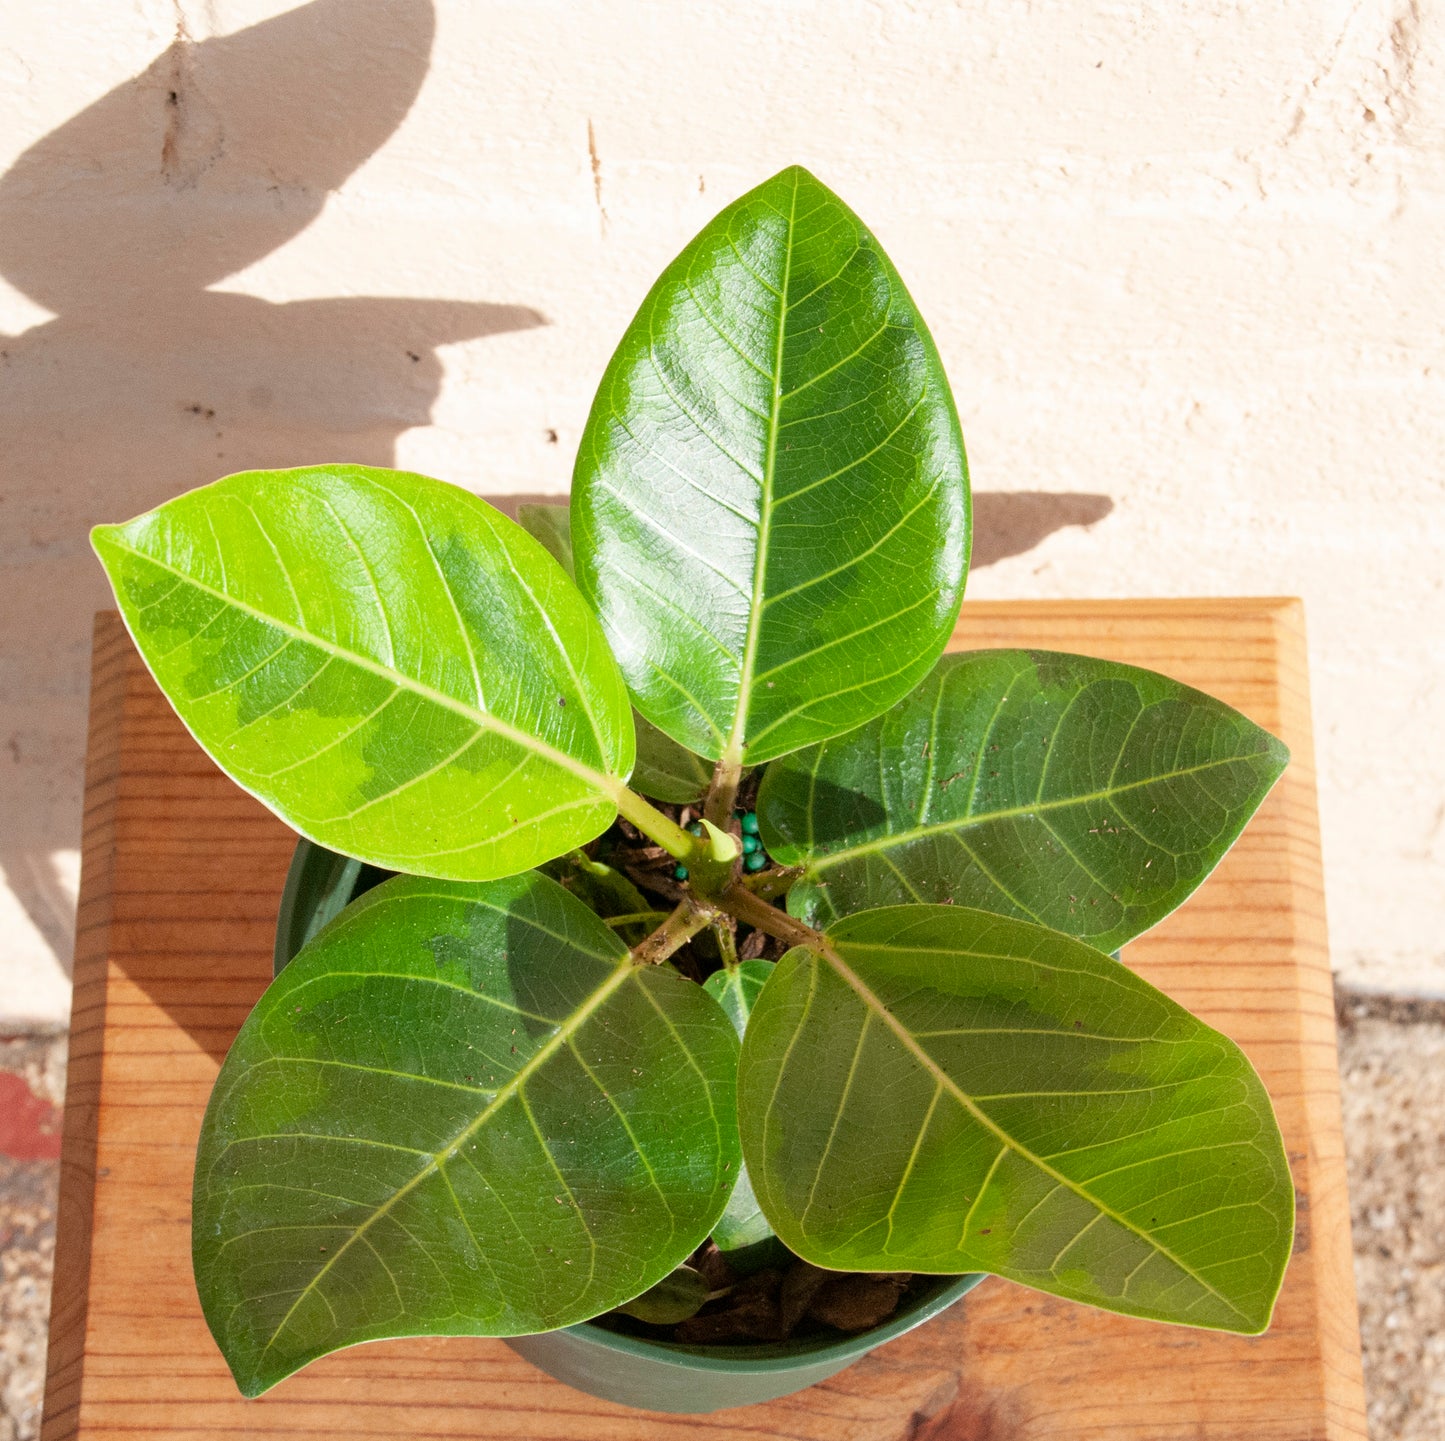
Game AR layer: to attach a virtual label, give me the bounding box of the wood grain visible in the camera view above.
[42,601,1366,1441]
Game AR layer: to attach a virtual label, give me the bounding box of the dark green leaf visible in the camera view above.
[516,502,575,574]
[702,960,777,1256]
[194,872,740,1396]
[759,650,1288,951]
[541,849,649,918]
[92,466,635,880]
[541,850,659,945]
[572,164,970,767]
[739,905,1292,1333]
[632,713,713,804]
[516,502,711,803]
[614,1264,709,1324]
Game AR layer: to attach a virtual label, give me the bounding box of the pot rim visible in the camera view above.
[545,1270,986,1373]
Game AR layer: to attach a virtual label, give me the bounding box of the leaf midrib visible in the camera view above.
[725,173,799,767]
[101,532,626,802]
[802,753,1260,874]
[248,954,636,1370]
[812,937,1254,1326]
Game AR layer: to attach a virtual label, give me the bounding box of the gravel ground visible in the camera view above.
[0,1032,64,1441]
[0,1000,1440,1441]
[1337,991,1445,1441]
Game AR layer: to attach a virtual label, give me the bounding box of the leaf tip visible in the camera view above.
[1226,1288,1283,1338]
[772,161,818,183]
[89,522,121,557]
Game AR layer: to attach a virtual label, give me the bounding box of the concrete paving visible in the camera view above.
[1,1001,1440,1440]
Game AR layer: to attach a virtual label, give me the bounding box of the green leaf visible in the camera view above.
[92,466,635,880]
[540,850,658,946]
[516,502,576,574]
[759,650,1288,951]
[704,958,775,1037]
[194,871,740,1396]
[739,905,1292,1333]
[542,849,650,918]
[516,501,711,803]
[572,164,970,768]
[632,712,713,803]
[702,960,777,1257]
[614,1264,709,1324]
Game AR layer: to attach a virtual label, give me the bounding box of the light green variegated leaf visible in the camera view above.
[759,650,1288,951]
[739,905,1292,1334]
[93,466,634,880]
[516,501,711,803]
[702,960,777,1256]
[194,872,739,1396]
[572,165,970,768]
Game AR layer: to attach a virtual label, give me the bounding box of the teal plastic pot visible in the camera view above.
[503,1273,984,1412]
[274,838,986,1413]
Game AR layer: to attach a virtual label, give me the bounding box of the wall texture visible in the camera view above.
[0,0,1440,1021]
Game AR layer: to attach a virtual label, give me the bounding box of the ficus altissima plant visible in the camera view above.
[93,166,1293,1398]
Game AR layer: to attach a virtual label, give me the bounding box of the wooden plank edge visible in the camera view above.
[1261,599,1367,1439]
[40,615,130,1441]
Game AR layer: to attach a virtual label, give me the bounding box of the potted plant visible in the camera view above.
[90,165,1293,1414]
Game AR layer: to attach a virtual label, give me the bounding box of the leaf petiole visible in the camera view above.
[701,753,744,830]
[612,783,708,864]
[602,910,671,931]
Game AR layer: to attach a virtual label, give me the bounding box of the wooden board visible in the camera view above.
[43,601,1366,1441]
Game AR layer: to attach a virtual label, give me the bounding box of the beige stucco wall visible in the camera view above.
[1,0,1440,1022]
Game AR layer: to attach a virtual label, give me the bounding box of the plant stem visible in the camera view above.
[612,784,704,863]
[712,917,739,970]
[631,899,716,966]
[719,881,825,954]
[702,753,743,830]
[741,865,801,901]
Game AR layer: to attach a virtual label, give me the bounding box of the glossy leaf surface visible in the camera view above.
[194,872,740,1395]
[93,466,634,879]
[572,165,970,767]
[702,960,776,1254]
[759,650,1288,951]
[739,905,1292,1333]
[515,501,710,802]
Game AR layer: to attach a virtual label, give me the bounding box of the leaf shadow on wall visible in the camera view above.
[495,491,1115,578]
[970,492,1114,569]
[0,0,544,982]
